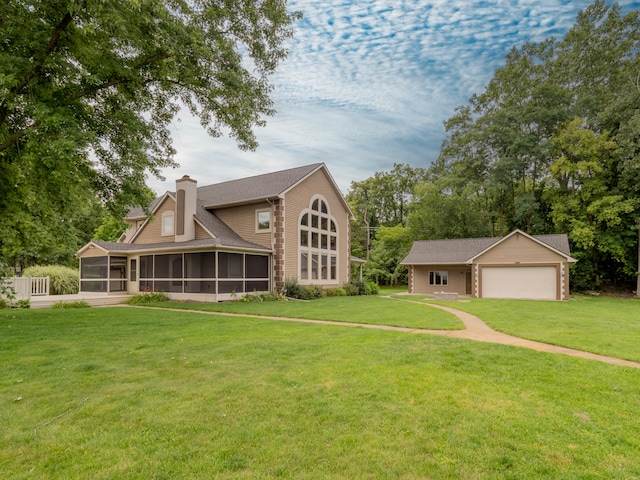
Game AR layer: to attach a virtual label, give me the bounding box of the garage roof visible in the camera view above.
[401,229,574,265]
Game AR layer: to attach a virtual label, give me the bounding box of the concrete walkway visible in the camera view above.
[404,300,640,369]
[130,298,640,369]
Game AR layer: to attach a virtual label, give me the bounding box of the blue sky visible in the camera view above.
[153,0,640,195]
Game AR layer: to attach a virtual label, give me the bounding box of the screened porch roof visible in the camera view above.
[79,238,272,257]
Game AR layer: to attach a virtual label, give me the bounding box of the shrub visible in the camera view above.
[365,281,379,295]
[351,280,367,295]
[52,301,91,309]
[343,283,359,296]
[0,261,16,305]
[22,265,79,295]
[15,299,30,309]
[126,292,169,304]
[236,291,286,302]
[283,277,305,299]
[324,287,346,297]
[283,277,323,300]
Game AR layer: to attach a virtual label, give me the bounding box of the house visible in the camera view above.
[400,229,576,300]
[77,163,355,301]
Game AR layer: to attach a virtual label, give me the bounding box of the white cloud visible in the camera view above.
[151,0,640,196]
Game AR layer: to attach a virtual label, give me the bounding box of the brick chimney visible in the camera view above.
[175,175,197,242]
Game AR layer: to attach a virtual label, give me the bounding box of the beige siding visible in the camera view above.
[195,223,212,240]
[475,234,564,264]
[413,265,470,295]
[214,201,273,249]
[78,246,109,259]
[284,169,350,286]
[133,197,176,244]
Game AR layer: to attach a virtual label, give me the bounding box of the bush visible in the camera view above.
[15,299,30,309]
[22,265,79,295]
[126,292,169,304]
[283,277,323,300]
[52,301,91,309]
[365,281,379,295]
[324,287,346,297]
[351,280,367,295]
[1,261,16,304]
[236,291,286,302]
[343,283,359,296]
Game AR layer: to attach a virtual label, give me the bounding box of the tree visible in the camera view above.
[422,0,640,290]
[364,225,414,286]
[1,1,300,263]
[347,163,427,259]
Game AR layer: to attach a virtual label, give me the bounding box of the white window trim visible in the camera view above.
[255,208,272,233]
[161,211,174,236]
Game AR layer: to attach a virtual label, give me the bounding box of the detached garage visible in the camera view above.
[401,230,576,301]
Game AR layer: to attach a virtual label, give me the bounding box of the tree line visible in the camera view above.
[348,1,640,292]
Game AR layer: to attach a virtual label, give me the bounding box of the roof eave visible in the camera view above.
[203,195,282,210]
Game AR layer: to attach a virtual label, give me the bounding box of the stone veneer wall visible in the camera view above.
[273,198,285,291]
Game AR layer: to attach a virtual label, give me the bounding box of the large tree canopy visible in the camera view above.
[0,0,299,267]
[418,0,640,291]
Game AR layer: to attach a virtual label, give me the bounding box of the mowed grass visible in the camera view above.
[405,295,640,362]
[2,307,640,479]
[148,295,463,330]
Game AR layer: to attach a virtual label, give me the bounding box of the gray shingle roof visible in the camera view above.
[198,163,323,207]
[401,232,572,265]
[127,194,167,220]
[91,236,270,253]
[126,163,324,219]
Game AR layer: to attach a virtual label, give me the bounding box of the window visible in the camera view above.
[256,209,271,232]
[161,211,174,236]
[219,252,243,278]
[245,255,269,278]
[136,251,268,295]
[79,256,127,293]
[130,259,137,282]
[429,271,448,286]
[298,195,339,283]
[300,253,308,280]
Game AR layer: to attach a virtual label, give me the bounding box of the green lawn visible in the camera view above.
[147,295,463,330]
[2,305,640,479]
[403,295,640,362]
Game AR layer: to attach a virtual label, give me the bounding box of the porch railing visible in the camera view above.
[4,277,50,299]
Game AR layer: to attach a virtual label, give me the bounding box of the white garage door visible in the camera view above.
[481,266,557,300]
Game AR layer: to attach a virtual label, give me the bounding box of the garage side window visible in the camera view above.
[429,271,448,286]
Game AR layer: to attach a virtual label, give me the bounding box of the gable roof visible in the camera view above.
[118,163,355,252]
[401,230,575,265]
[126,163,351,216]
[199,163,324,208]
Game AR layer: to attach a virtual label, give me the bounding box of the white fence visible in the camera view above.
[3,277,50,299]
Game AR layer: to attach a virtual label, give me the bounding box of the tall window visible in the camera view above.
[299,196,338,283]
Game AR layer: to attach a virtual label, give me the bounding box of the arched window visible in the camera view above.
[299,196,338,283]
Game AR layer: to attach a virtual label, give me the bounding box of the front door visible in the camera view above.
[465,271,472,295]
